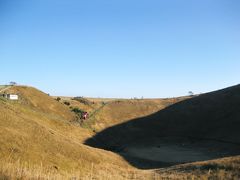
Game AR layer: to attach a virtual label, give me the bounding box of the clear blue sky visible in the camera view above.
[0,0,239,98]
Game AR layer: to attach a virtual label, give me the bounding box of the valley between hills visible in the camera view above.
[0,85,240,179]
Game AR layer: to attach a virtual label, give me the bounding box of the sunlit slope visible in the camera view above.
[155,155,240,179]
[1,85,239,179]
[54,95,188,132]
[0,86,133,178]
[5,86,76,121]
[86,98,187,131]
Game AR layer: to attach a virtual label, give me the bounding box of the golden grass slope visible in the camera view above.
[54,95,188,132]
[90,98,187,131]
[4,86,76,121]
[0,86,138,179]
[156,155,240,180]
[1,85,239,179]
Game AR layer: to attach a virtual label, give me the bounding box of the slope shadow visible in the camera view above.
[84,85,240,169]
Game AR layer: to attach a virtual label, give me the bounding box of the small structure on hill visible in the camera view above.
[2,94,19,100]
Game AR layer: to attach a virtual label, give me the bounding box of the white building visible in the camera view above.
[6,94,19,100]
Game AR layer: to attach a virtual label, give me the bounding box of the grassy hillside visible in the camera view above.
[156,155,240,179]
[1,85,240,179]
[4,86,76,121]
[80,98,187,131]
[0,86,141,179]
[86,84,240,146]
[55,95,187,132]
[54,96,103,115]
[85,84,240,173]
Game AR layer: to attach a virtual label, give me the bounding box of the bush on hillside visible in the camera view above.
[71,107,84,119]
[64,101,70,106]
[102,101,106,105]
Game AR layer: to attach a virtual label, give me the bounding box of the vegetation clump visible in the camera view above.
[56,97,61,101]
[64,101,70,106]
[71,107,84,119]
[73,97,91,105]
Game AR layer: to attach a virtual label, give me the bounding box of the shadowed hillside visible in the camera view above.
[57,95,188,131]
[85,84,240,169]
[81,98,187,131]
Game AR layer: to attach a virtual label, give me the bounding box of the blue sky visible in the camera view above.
[0,0,239,98]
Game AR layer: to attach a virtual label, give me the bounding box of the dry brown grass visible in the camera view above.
[85,98,187,131]
[5,86,76,121]
[0,86,186,179]
[156,156,240,180]
[55,95,187,132]
[0,159,158,180]
[0,86,139,179]
[1,85,239,179]
[1,155,174,180]
[1,157,239,180]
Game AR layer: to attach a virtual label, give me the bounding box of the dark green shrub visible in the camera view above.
[64,101,70,106]
[71,107,84,119]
